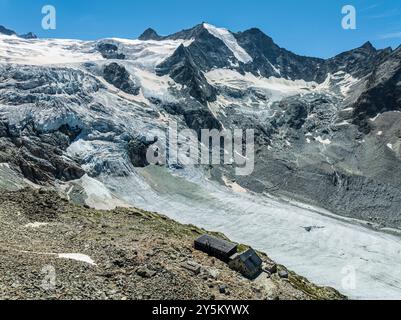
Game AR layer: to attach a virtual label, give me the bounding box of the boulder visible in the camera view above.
[278,270,289,279]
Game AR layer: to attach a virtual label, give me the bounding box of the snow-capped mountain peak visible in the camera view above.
[138,28,163,41]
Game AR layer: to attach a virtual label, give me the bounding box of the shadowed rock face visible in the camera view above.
[97,43,126,60]
[128,136,159,168]
[156,24,240,105]
[0,126,85,184]
[0,25,17,36]
[352,47,401,133]
[19,32,37,39]
[138,28,163,41]
[103,63,140,95]
[235,28,324,81]
[157,44,217,104]
[317,42,386,81]
[277,100,308,130]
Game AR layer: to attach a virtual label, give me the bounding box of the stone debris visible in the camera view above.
[218,284,227,294]
[181,261,201,275]
[136,266,156,278]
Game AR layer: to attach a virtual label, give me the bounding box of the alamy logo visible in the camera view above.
[145,122,255,176]
[41,265,56,291]
[341,265,357,291]
[342,5,357,30]
[42,5,57,30]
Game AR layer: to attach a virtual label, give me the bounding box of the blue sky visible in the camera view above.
[0,0,400,58]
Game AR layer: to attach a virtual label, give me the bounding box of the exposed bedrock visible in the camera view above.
[211,90,401,230]
[128,136,159,168]
[103,63,140,95]
[243,158,401,229]
[0,124,85,184]
[352,47,401,134]
[156,44,217,104]
[96,42,126,60]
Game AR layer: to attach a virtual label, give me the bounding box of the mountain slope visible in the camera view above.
[0,25,37,39]
[0,188,345,300]
[1,22,400,228]
[1,22,401,298]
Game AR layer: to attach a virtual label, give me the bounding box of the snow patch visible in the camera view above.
[15,249,96,266]
[109,38,193,70]
[203,23,252,64]
[58,253,97,266]
[316,136,332,145]
[370,114,381,122]
[24,222,49,229]
[222,176,247,193]
[268,61,281,76]
[205,69,316,103]
[318,71,359,96]
[132,68,178,102]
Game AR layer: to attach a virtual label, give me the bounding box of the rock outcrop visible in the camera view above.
[138,28,163,41]
[103,63,140,95]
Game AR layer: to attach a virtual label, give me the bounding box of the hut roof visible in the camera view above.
[195,234,238,255]
[238,248,262,269]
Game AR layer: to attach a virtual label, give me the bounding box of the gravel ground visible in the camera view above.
[0,188,345,300]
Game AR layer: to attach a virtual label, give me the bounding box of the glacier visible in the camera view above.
[92,166,401,300]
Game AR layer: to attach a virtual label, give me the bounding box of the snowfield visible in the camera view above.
[206,68,316,98]
[0,34,192,69]
[105,38,194,70]
[0,34,104,65]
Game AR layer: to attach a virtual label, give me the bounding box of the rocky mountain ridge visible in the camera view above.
[0,187,345,300]
[0,25,37,39]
